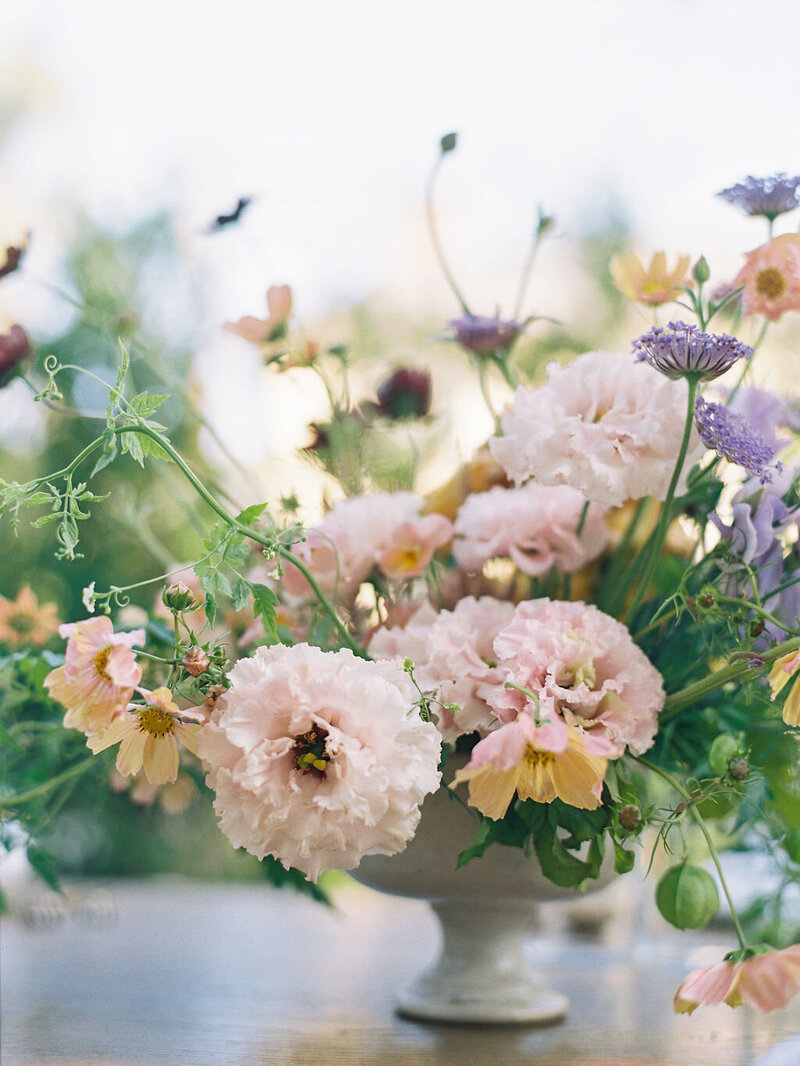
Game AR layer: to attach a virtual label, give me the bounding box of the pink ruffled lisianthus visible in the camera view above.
[45,616,145,734]
[489,599,665,756]
[196,643,441,880]
[282,492,451,604]
[451,710,615,818]
[674,945,800,1014]
[490,351,704,507]
[368,596,515,743]
[452,483,607,577]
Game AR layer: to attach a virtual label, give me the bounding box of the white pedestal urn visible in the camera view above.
[354,762,613,1026]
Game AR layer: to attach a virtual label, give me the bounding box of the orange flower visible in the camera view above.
[451,712,613,819]
[674,945,800,1014]
[225,284,293,345]
[733,234,800,321]
[610,251,692,306]
[0,585,60,646]
[89,686,202,785]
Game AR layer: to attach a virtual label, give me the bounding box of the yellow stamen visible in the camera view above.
[137,707,176,737]
[94,647,111,682]
[755,267,786,300]
[524,745,555,769]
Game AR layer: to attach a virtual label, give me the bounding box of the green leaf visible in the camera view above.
[612,839,636,874]
[456,819,492,868]
[120,428,145,466]
[236,501,269,526]
[90,430,118,476]
[250,582,279,641]
[128,391,168,419]
[26,844,60,893]
[531,808,599,888]
[204,591,217,629]
[231,578,250,612]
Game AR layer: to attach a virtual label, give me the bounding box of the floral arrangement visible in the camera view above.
[4,139,800,1017]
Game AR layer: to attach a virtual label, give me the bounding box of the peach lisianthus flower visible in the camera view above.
[45,617,145,734]
[197,643,441,881]
[767,649,800,726]
[674,944,800,1014]
[451,711,614,819]
[733,234,800,321]
[377,514,453,581]
[225,284,293,344]
[89,687,203,786]
[610,251,692,306]
[0,585,60,646]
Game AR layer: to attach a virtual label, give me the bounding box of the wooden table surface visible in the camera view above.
[3,876,800,1066]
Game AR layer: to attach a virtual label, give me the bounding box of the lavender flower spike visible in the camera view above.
[632,321,753,381]
[717,174,800,221]
[694,396,779,484]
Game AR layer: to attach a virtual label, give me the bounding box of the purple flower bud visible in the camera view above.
[450,314,521,356]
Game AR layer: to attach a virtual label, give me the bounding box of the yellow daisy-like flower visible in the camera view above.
[451,712,613,820]
[89,686,203,785]
[610,251,692,306]
[768,650,800,726]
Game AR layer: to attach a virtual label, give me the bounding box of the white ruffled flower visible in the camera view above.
[197,643,441,881]
[490,351,704,508]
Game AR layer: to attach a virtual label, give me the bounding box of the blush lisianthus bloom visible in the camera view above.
[632,321,753,381]
[451,711,615,819]
[489,599,665,756]
[224,284,293,344]
[610,251,691,305]
[45,616,145,734]
[196,643,441,881]
[452,483,608,577]
[368,596,515,743]
[282,492,452,604]
[89,687,203,786]
[0,585,60,646]
[733,234,800,321]
[490,351,705,508]
[674,945,800,1014]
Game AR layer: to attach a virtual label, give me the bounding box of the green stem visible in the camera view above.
[0,756,97,808]
[425,153,471,315]
[476,358,500,430]
[634,755,748,950]
[717,594,800,637]
[624,375,700,624]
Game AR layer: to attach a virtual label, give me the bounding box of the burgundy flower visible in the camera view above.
[0,325,31,387]
[374,367,431,419]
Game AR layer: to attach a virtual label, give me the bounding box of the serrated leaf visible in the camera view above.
[250,582,279,641]
[23,492,53,507]
[128,391,169,418]
[91,431,119,476]
[204,592,217,628]
[231,578,250,611]
[30,513,60,527]
[236,501,269,526]
[120,429,145,466]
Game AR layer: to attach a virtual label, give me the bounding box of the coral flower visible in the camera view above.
[225,284,293,344]
[610,251,691,306]
[45,617,145,734]
[733,234,800,321]
[451,712,613,819]
[89,687,203,785]
[768,649,800,726]
[674,945,800,1014]
[0,585,60,646]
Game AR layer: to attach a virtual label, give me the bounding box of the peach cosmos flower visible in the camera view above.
[89,686,202,785]
[733,234,800,321]
[0,585,60,646]
[451,711,614,819]
[45,617,145,734]
[768,649,800,726]
[377,514,453,581]
[610,251,692,306]
[225,284,293,344]
[674,944,800,1014]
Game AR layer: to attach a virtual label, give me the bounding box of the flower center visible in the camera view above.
[94,647,111,682]
[293,726,330,777]
[137,707,176,737]
[524,745,555,769]
[9,612,34,634]
[755,267,786,300]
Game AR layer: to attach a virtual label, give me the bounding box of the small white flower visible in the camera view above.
[81,582,97,613]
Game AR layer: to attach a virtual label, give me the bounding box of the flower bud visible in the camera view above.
[692,255,711,285]
[656,862,719,930]
[440,132,457,154]
[183,646,210,677]
[709,734,740,775]
[375,367,431,420]
[0,325,31,387]
[728,757,750,781]
[618,803,642,831]
[162,582,199,613]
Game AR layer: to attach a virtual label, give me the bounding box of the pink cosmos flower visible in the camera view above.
[451,710,615,819]
[490,351,704,507]
[282,492,448,604]
[196,643,441,880]
[452,483,607,577]
[488,599,664,756]
[45,616,145,734]
[0,585,60,646]
[89,686,203,785]
[368,596,516,743]
[674,945,800,1014]
[733,234,800,321]
[224,284,293,344]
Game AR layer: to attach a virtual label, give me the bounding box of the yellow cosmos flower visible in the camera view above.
[768,650,800,726]
[451,713,613,820]
[610,251,692,306]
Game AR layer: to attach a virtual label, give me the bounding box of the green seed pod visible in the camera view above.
[709,734,740,775]
[656,862,719,930]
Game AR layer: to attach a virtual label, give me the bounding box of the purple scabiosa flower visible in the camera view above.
[450,314,521,356]
[694,396,779,484]
[726,385,800,450]
[632,321,753,381]
[717,174,800,221]
[374,367,431,419]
